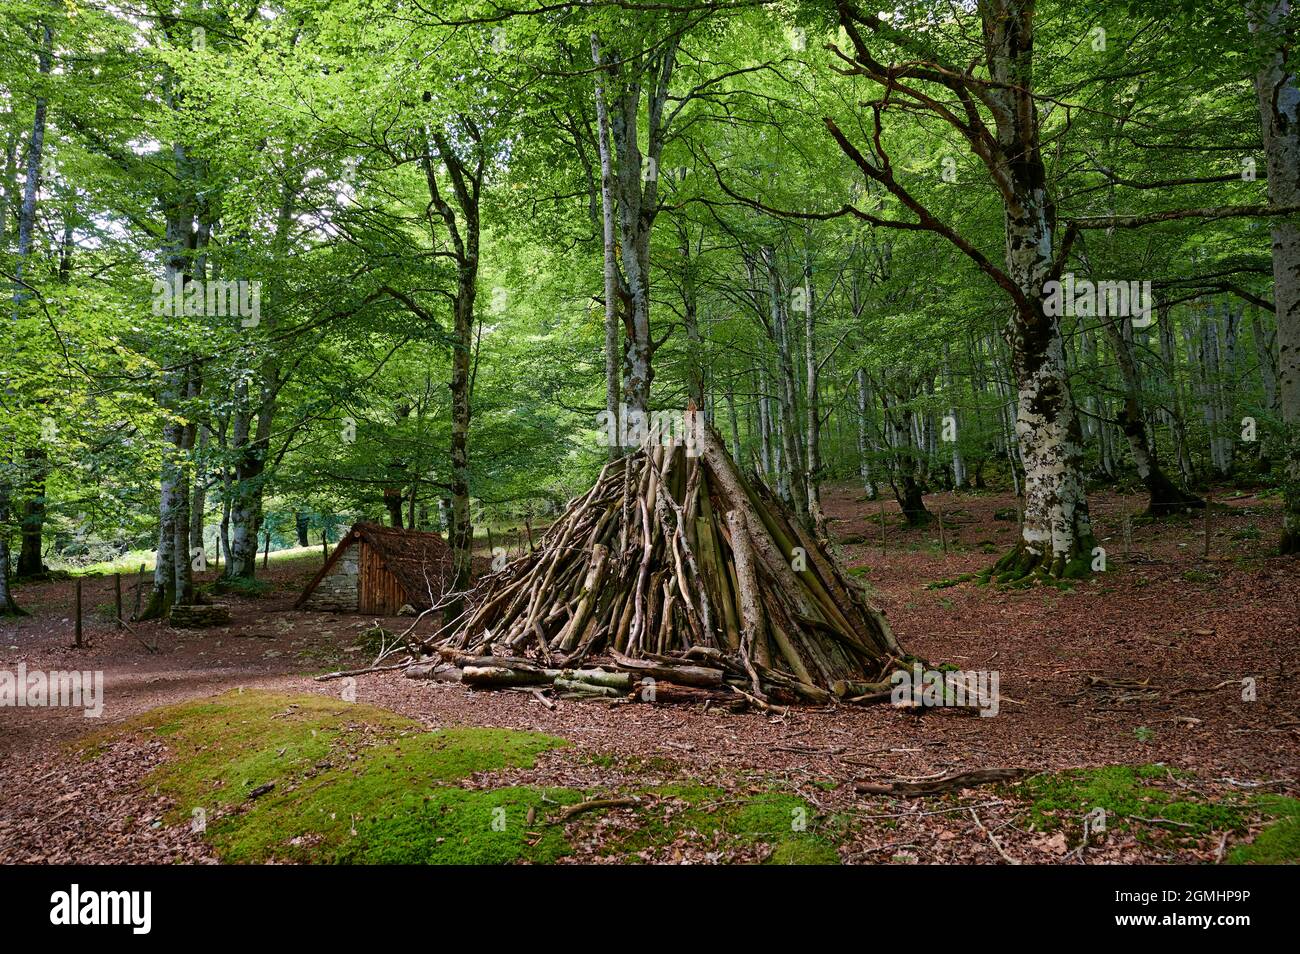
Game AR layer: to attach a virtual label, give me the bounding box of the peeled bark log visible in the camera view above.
[609,650,724,688]
[553,676,623,698]
[461,665,555,688]
[561,668,633,691]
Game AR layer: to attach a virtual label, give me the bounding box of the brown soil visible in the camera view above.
[2,486,1296,864]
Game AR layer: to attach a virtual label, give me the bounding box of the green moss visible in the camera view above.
[651,782,715,802]
[215,726,570,862]
[320,785,583,865]
[768,838,841,865]
[604,785,839,864]
[730,792,808,835]
[925,573,974,590]
[84,690,571,864]
[1015,767,1300,860]
[204,576,275,598]
[1059,553,1092,579]
[86,690,859,865]
[1229,796,1300,864]
[77,690,416,795]
[603,753,677,774]
[1017,765,1247,842]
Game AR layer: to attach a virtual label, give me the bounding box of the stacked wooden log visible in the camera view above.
[433,410,906,703]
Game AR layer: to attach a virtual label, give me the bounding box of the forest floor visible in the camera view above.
[1,485,1296,865]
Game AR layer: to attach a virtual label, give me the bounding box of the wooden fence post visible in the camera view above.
[1203,492,1212,559]
[74,578,83,648]
[131,563,146,620]
[878,501,888,555]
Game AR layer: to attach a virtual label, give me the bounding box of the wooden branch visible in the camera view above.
[855,768,1030,797]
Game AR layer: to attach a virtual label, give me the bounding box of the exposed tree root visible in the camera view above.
[855,767,1030,797]
[980,535,1098,585]
[1143,472,1205,517]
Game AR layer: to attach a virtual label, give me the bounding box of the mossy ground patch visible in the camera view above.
[1013,764,1299,861]
[80,690,573,864]
[599,783,841,864]
[81,690,845,864]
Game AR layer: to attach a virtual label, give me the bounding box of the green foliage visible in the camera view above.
[0,0,1293,591]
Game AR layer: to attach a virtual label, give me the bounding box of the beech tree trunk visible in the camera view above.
[224,389,264,581]
[17,451,47,578]
[449,273,475,612]
[829,0,1092,576]
[763,246,808,525]
[881,384,931,527]
[1158,303,1197,487]
[681,224,706,409]
[800,253,827,537]
[0,486,21,615]
[597,32,679,414]
[2,22,53,613]
[189,424,208,552]
[1100,314,1204,515]
[221,187,292,583]
[591,34,622,450]
[1251,0,1300,552]
[986,4,1093,576]
[942,347,966,489]
[172,363,200,605]
[855,368,878,498]
[141,140,196,619]
[1254,311,1281,470]
[420,127,483,619]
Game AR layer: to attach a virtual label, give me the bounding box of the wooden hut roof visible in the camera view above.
[295,522,455,610]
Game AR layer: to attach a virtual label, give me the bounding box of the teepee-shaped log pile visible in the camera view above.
[438,410,904,702]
